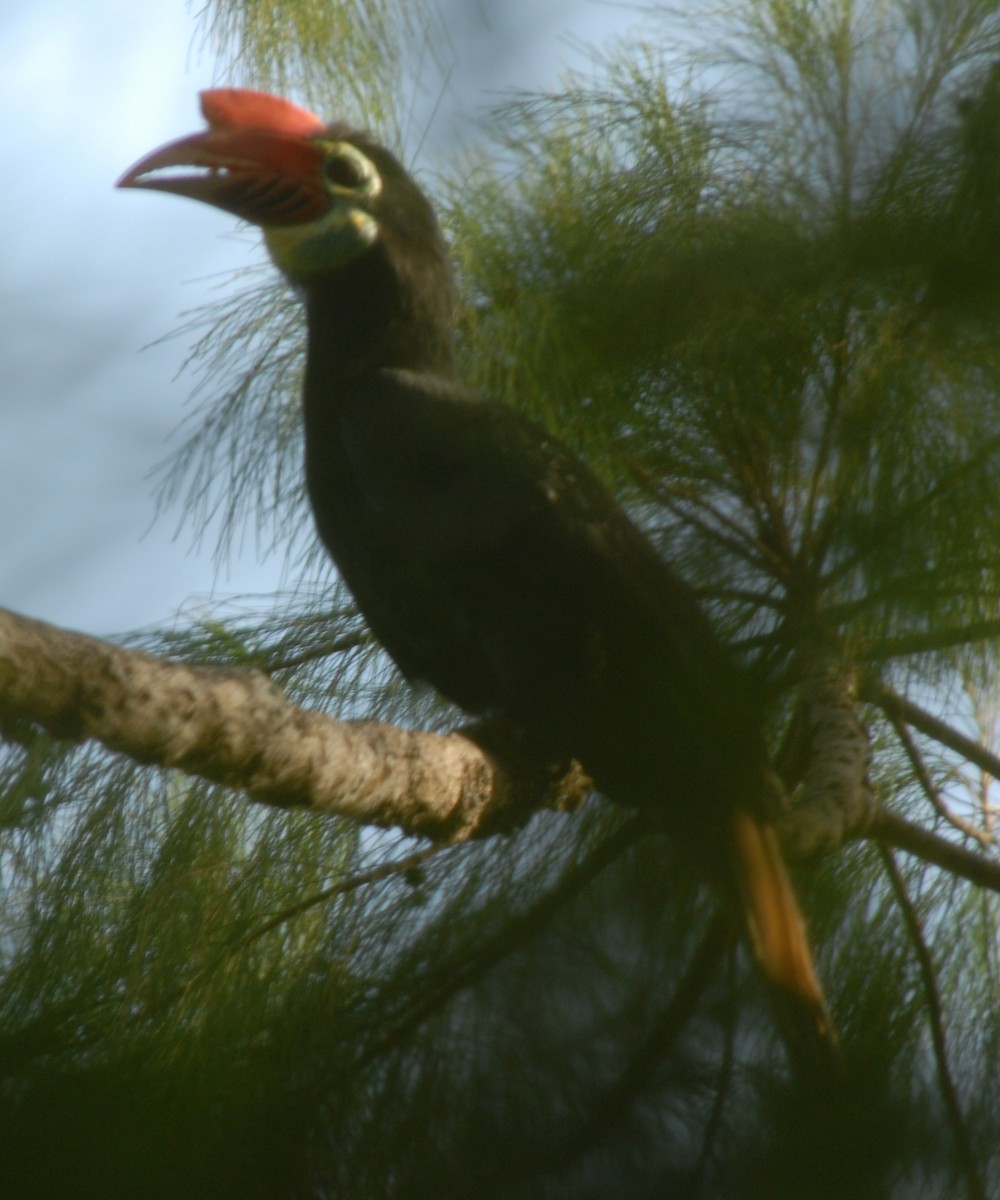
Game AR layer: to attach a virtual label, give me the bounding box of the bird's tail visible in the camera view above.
[729,809,837,1064]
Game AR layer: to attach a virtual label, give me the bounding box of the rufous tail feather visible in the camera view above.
[730,810,836,1061]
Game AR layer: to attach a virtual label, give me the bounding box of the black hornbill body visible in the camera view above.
[119,90,832,1050]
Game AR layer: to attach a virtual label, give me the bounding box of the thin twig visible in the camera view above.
[633,467,783,576]
[878,846,988,1200]
[863,681,1000,784]
[823,433,1000,589]
[886,713,994,847]
[354,816,647,1075]
[265,629,373,673]
[488,910,734,1192]
[229,845,442,952]
[686,967,738,1199]
[138,845,445,1022]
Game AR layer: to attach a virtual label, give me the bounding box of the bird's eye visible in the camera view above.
[323,153,368,190]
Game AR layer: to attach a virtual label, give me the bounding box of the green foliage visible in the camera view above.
[4,0,1000,1195]
[153,262,310,567]
[450,8,1000,677]
[192,0,441,138]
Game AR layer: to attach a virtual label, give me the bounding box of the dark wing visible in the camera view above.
[315,368,764,817]
[321,370,834,1048]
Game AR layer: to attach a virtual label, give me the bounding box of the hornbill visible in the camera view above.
[119,89,833,1055]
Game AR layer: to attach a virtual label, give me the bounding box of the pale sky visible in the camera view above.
[0,0,636,635]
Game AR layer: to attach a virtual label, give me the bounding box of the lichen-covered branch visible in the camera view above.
[0,607,587,842]
[778,643,877,858]
[7,604,1000,901]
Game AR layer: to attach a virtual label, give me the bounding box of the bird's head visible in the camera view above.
[118,88,444,287]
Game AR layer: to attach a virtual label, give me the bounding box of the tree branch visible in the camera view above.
[8,603,1000,907]
[879,845,988,1200]
[872,809,1000,894]
[863,680,1000,783]
[859,617,1000,664]
[0,607,588,842]
[482,910,734,1193]
[886,712,994,847]
[777,643,877,858]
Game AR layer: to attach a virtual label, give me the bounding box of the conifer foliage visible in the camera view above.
[3,2,1000,1196]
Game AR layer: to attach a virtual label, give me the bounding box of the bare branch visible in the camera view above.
[872,809,1000,894]
[0,607,588,842]
[859,617,1000,664]
[863,681,1000,783]
[886,712,994,847]
[634,468,783,577]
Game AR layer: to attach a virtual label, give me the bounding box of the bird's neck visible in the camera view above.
[302,239,455,388]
